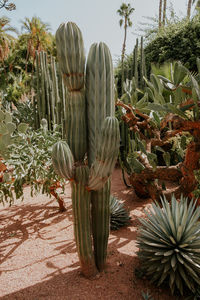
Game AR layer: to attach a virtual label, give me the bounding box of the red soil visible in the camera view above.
[0,168,182,300]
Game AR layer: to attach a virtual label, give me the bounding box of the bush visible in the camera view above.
[144,17,200,74]
[0,119,64,205]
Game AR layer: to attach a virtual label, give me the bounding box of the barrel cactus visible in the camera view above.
[52,22,120,277]
[137,194,200,296]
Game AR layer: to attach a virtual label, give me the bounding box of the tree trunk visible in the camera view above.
[121,17,127,94]
[162,0,167,26]
[187,0,193,18]
[159,0,163,28]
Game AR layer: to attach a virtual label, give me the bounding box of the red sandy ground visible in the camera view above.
[0,168,183,300]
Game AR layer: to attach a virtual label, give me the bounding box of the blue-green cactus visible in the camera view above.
[53,22,120,277]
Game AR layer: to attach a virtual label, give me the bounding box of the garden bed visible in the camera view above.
[0,168,180,299]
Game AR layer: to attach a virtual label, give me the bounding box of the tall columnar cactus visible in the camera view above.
[53,22,120,277]
[34,51,67,130]
[140,36,147,88]
[132,38,138,86]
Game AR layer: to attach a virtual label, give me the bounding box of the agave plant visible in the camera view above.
[110,195,130,230]
[137,195,200,296]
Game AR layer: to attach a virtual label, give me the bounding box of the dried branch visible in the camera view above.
[0,0,16,10]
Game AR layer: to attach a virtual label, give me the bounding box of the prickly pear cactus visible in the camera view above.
[0,109,16,156]
[53,22,120,277]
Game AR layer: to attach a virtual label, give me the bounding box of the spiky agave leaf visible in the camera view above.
[137,194,200,296]
[110,195,130,230]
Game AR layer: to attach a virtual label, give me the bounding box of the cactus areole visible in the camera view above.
[53,22,120,278]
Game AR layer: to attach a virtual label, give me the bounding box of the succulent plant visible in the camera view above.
[141,290,154,300]
[110,195,130,230]
[137,194,200,296]
[0,108,28,158]
[52,22,120,277]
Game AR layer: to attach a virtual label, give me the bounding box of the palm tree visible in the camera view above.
[0,16,17,62]
[117,3,134,92]
[117,3,135,65]
[187,0,197,18]
[159,0,163,28]
[162,0,167,25]
[20,16,52,68]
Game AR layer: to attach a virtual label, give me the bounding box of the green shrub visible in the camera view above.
[144,17,200,74]
[0,121,64,205]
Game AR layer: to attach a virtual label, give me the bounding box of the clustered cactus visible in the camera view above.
[52,22,120,277]
[34,51,67,130]
[137,195,200,296]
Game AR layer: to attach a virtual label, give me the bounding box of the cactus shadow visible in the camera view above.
[0,196,73,267]
[0,252,180,300]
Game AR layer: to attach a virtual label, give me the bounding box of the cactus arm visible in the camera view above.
[56,22,85,91]
[64,91,87,161]
[52,141,74,180]
[91,181,110,271]
[104,46,115,117]
[56,23,87,161]
[71,166,98,277]
[88,117,120,190]
[86,42,119,273]
[86,42,115,167]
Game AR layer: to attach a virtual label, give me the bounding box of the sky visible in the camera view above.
[1,0,193,64]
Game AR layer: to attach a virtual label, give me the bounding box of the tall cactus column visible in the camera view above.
[53,22,120,277]
[54,22,97,278]
[86,43,119,270]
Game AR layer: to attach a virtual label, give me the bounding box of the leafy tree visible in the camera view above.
[137,2,180,42]
[20,16,53,69]
[144,16,200,74]
[0,16,17,62]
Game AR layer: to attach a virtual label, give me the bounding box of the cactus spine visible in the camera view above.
[53,22,120,277]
